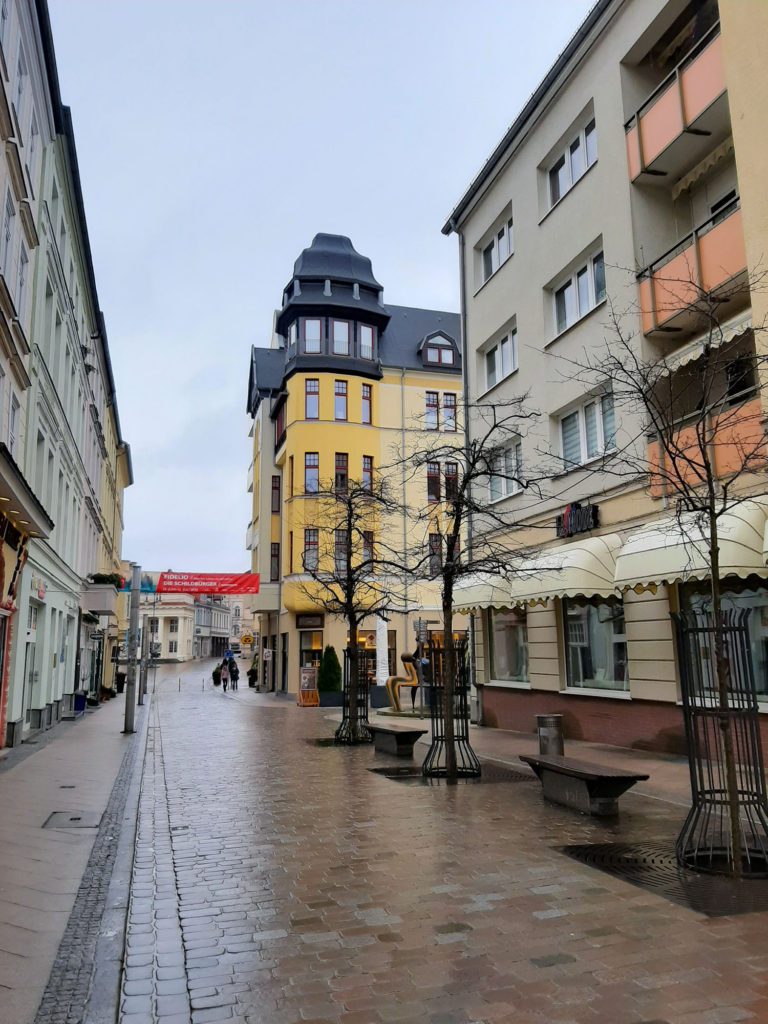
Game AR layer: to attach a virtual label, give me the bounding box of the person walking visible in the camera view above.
[228,657,240,691]
[221,658,229,692]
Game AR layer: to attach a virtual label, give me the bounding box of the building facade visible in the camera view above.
[247,234,462,696]
[0,0,131,744]
[446,0,768,752]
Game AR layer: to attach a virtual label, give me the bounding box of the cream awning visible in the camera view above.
[453,573,513,613]
[615,500,768,594]
[509,534,623,607]
[662,311,752,372]
[671,137,734,200]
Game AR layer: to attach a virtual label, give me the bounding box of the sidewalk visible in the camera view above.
[0,691,146,1024]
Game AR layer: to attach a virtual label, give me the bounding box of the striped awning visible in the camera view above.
[509,534,623,607]
[453,573,513,613]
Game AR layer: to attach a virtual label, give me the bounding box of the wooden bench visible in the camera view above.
[519,754,649,817]
[369,723,428,758]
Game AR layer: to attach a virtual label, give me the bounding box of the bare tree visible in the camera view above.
[557,271,768,875]
[390,395,540,779]
[297,473,405,744]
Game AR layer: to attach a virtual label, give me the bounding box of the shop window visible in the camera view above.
[300,630,323,668]
[489,608,529,682]
[562,596,628,690]
[680,581,768,700]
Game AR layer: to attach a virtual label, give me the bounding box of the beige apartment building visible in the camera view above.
[446,0,768,752]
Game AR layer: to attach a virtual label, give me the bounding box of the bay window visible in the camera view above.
[359,324,374,360]
[303,318,321,353]
[332,319,350,355]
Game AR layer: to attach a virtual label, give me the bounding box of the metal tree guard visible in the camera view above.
[673,609,768,876]
[422,638,481,778]
[335,646,373,745]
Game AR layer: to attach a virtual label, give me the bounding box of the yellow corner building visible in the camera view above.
[246,234,462,697]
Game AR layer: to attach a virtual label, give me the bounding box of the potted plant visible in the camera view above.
[88,572,124,588]
[317,645,343,707]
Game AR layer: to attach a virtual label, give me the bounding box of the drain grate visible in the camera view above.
[561,842,768,917]
[368,763,534,786]
[43,810,102,830]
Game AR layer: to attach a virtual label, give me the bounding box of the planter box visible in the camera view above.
[318,691,343,707]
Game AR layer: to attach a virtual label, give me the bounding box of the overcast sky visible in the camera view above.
[47,0,593,574]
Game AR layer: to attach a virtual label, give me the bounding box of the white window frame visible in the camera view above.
[553,250,605,336]
[483,328,518,391]
[15,240,26,314]
[13,42,26,124]
[489,441,522,503]
[0,188,14,275]
[26,110,38,183]
[0,0,9,53]
[169,640,178,654]
[8,391,19,458]
[479,214,514,284]
[559,393,615,470]
[548,118,597,208]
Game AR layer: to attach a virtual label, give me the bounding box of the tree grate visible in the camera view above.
[560,841,768,917]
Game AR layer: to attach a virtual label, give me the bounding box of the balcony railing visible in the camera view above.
[637,200,747,335]
[625,24,727,182]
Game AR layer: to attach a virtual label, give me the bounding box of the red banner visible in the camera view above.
[155,572,260,595]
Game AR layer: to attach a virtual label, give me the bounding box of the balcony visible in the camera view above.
[625,25,730,184]
[81,582,118,617]
[637,200,747,336]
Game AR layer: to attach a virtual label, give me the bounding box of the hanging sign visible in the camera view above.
[155,572,260,595]
[555,502,600,539]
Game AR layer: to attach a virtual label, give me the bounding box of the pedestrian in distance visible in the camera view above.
[228,657,239,691]
[221,659,229,692]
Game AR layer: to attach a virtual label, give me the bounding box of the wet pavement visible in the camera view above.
[113,663,768,1024]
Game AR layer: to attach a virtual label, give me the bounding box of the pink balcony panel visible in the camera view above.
[699,208,746,293]
[639,84,683,168]
[681,33,725,124]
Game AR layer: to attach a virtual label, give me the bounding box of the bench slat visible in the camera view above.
[520,754,648,783]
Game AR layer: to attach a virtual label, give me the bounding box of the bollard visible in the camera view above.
[536,713,564,756]
[202,676,205,691]
[178,677,181,692]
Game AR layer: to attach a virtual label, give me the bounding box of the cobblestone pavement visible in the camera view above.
[119,667,768,1024]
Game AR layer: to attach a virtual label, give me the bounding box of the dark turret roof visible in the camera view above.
[290,233,382,289]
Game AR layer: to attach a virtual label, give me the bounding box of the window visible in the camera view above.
[289,456,294,497]
[8,393,18,458]
[13,45,27,121]
[270,542,280,581]
[169,641,178,654]
[490,608,529,682]
[481,216,514,282]
[303,318,321,353]
[334,452,348,494]
[362,530,374,564]
[303,529,318,571]
[560,394,614,469]
[563,596,627,691]
[0,190,14,275]
[304,452,319,493]
[15,242,27,315]
[726,355,757,404]
[332,320,350,355]
[362,455,373,492]
[361,383,371,425]
[443,393,457,432]
[0,0,8,52]
[554,251,605,334]
[334,380,347,421]
[548,118,597,206]
[425,391,439,430]
[169,618,179,634]
[288,321,298,349]
[148,618,159,634]
[428,533,442,577]
[26,113,38,182]
[489,442,522,502]
[359,324,374,360]
[426,344,455,365]
[427,462,440,503]
[485,330,517,390]
[305,379,319,419]
[271,475,281,513]
[274,404,285,447]
[289,531,294,572]
[444,461,458,502]
[334,529,348,572]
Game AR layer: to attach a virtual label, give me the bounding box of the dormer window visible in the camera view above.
[426,344,454,365]
[304,318,321,353]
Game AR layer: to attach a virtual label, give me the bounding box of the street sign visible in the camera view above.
[241,634,254,645]
[89,631,102,640]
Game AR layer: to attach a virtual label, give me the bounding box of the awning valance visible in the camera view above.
[453,573,513,613]
[661,311,752,372]
[509,534,623,607]
[615,501,768,594]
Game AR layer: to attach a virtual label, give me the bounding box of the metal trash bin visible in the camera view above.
[536,713,564,755]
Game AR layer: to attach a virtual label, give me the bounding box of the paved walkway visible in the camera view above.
[116,668,768,1024]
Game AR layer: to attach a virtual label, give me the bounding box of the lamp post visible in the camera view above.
[123,563,140,734]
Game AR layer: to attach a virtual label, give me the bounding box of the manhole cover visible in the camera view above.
[561,842,768,917]
[43,811,102,830]
[368,764,533,786]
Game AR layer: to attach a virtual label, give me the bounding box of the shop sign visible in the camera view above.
[556,502,599,538]
[31,575,45,599]
[296,613,324,629]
